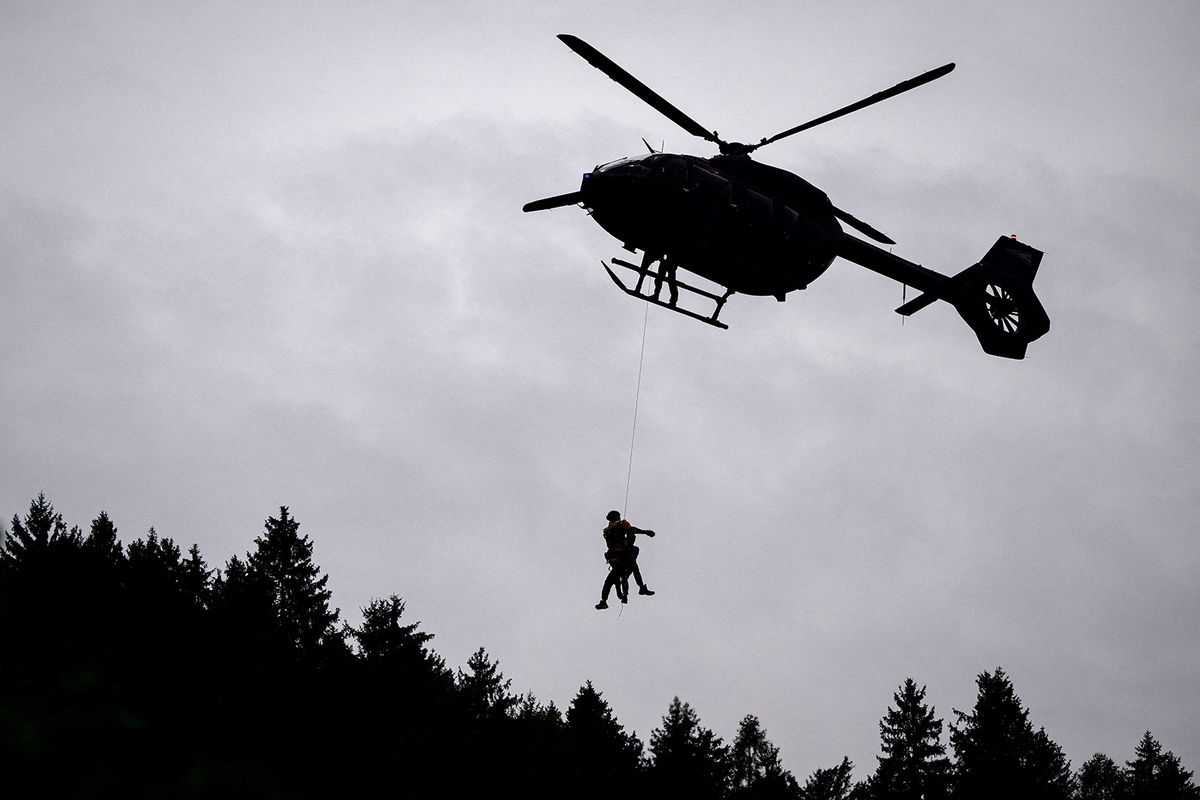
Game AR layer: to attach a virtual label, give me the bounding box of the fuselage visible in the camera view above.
[579,152,842,296]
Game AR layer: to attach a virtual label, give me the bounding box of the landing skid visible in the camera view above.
[602,257,733,330]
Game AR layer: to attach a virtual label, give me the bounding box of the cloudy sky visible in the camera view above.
[3,0,1197,781]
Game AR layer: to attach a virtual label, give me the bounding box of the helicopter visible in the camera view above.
[524,34,1049,359]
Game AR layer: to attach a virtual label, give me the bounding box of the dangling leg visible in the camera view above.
[598,567,620,609]
[631,558,654,595]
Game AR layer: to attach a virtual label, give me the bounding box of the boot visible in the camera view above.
[595,601,608,610]
[639,586,655,596]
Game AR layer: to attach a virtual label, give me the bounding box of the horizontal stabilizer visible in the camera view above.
[895,292,938,316]
[895,262,982,316]
[522,191,585,212]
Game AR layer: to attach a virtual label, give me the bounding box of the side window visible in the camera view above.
[732,186,772,227]
[661,157,687,183]
[777,204,800,236]
[743,188,772,220]
[690,167,731,199]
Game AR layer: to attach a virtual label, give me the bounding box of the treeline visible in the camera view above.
[1,494,1195,799]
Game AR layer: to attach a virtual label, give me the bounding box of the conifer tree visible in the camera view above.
[245,506,339,656]
[84,510,123,564]
[179,544,213,609]
[649,696,731,800]
[353,593,450,701]
[1,492,71,571]
[1124,731,1200,799]
[1077,753,1125,800]
[127,528,183,580]
[456,646,517,718]
[871,679,949,800]
[355,595,436,665]
[565,680,644,789]
[799,756,855,800]
[213,554,265,609]
[516,694,564,728]
[949,667,1073,799]
[731,714,798,798]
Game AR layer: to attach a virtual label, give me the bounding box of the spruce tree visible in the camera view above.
[565,680,644,792]
[799,756,854,800]
[1077,753,1125,800]
[731,714,798,798]
[213,553,271,616]
[649,696,731,800]
[245,506,339,656]
[126,528,183,587]
[84,510,123,565]
[355,595,435,665]
[949,668,1072,799]
[872,679,950,800]
[1124,731,1200,799]
[179,544,213,610]
[1,492,72,571]
[456,646,517,718]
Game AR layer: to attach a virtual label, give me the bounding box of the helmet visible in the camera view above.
[606,510,621,522]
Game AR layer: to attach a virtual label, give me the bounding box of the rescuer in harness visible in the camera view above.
[596,510,656,610]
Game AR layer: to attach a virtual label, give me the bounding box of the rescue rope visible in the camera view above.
[623,303,650,517]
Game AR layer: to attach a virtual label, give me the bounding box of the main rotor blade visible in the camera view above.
[523,191,585,212]
[558,34,720,146]
[750,62,955,152]
[832,206,895,245]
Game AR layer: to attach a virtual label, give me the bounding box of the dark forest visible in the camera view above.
[2,494,1195,799]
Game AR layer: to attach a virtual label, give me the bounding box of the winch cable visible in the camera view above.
[623,304,650,518]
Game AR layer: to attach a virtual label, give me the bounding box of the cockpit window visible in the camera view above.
[660,156,687,179]
[597,154,661,172]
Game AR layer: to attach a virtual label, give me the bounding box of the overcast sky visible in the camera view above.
[3,0,1198,781]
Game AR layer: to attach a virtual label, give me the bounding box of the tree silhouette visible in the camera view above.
[564,680,644,794]
[513,694,570,796]
[7,494,1200,799]
[1077,753,1125,800]
[180,543,213,609]
[1,492,74,571]
[869,678,950,800]
[799,756,855,800]
[457,646,518,719]
[127,527,183,589]
[355,594,437,666]
[649,696,731,800]
[245,506,340,657]
[949,667,1073,799]
[731,713,798,798]
[84,509,122,564]
[1124,731,1199,799]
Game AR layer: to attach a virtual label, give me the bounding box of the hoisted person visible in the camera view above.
[595,510,656,610]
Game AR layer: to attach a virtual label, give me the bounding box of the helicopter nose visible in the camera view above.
[580,170,613,199]
[580,169,634,201]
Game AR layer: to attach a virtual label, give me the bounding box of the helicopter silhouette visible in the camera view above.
[524,34,1049,359]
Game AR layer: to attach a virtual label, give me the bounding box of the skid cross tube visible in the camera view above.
[603,259,731,329]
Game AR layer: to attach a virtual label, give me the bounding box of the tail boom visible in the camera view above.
[838,234,1049,359]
